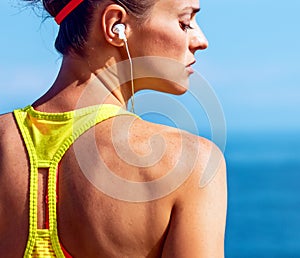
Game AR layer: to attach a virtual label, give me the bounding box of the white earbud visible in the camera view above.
[112,23,127,42]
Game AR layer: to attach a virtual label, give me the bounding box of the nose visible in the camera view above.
[189,28,208,53]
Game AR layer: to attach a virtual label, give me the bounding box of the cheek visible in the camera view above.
[134,23,188,60]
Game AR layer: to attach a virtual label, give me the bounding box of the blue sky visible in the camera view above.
[197,0,300,133]
[1,0,300,134]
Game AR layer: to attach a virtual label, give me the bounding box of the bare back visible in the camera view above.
[0,110,226,257]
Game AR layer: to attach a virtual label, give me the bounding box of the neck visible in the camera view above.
[33,53,134,112]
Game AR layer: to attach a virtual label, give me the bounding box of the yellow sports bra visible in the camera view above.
[14,104,137,257]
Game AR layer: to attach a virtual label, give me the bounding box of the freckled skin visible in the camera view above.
[0,0,226,257]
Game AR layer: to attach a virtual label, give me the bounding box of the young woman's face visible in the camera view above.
[129,0,208,94]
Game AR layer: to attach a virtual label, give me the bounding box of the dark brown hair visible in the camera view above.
[23,0,155,56]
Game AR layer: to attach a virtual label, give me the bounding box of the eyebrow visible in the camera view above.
[181,6,201,14]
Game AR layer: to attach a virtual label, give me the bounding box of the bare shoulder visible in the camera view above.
[135,117,224,169]
[128,117,225,187]
[95,114,225,192]
[0,112,26,171]
[130,120,227,258]
[0,113,20,170]
[0,113,18,150]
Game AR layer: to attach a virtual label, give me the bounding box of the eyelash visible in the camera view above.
[180,22,194,32]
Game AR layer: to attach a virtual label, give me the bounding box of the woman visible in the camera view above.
[0,0,227,257]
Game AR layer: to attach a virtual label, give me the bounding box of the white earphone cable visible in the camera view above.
[124,40,135,113]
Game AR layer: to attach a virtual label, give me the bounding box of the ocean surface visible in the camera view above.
[224,131,300,258]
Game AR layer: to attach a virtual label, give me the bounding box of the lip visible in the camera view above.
[185,66,194,75]
[188,60,196,66]
[185,60,196,75]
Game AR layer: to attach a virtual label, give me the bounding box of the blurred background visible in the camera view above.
[1,0,300,257]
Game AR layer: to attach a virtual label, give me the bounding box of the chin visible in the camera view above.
[165,83,189,95]
[158,77,190,95]
[174,87,188,95]
[136,77,189,95]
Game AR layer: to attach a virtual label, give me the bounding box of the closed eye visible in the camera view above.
[180,22,194,32]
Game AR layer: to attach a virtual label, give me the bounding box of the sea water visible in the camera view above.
[225,131,300,258]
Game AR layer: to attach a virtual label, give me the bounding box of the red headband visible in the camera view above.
[54,0,84,25]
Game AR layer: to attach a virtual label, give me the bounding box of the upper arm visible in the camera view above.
[162,140,227,258]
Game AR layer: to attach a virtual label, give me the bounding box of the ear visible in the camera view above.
[102,4,128,47]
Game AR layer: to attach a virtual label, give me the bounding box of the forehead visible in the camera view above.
[154,0,200,13]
